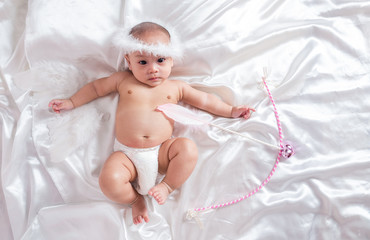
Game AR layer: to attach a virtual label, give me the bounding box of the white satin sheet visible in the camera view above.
[1,0,370,239]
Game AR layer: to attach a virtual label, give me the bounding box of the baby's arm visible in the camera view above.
[49,71,126,113]
[180,82,255,119]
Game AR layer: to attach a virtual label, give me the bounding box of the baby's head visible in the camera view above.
[129,22,171,46]
[117,22,180,86]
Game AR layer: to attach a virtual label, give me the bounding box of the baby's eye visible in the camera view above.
[139,60,147,65]
[157,58,166,63]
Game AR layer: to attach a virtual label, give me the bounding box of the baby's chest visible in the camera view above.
[119,86,178,105]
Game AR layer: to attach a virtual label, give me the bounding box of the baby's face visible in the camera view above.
[125,30,174,87]
[125,52,173,87]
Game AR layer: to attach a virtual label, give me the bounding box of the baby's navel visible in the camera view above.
[128,90,132,94]
[167,95,171,99]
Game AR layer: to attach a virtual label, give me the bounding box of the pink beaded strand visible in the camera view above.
[191,75,284,213]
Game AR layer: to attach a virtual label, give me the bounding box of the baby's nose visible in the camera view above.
[148,63,159,73]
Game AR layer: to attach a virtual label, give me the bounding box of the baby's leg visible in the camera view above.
[149,138,198,204]
[99,152,149,224]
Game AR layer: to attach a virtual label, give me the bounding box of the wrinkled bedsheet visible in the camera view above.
[1,1,370,239]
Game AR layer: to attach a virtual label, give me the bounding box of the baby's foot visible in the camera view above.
[148,181,173,205]
[131,195,149,224]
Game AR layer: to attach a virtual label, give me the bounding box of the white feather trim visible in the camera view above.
[113,28,183,60]
[113,20,184,68]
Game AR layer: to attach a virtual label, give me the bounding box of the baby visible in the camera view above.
[49,22,255,225]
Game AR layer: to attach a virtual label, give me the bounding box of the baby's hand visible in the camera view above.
[231,105,256,119]
[48,99,74,113]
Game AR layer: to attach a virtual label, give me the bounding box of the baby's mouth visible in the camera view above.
[149,76,160,81]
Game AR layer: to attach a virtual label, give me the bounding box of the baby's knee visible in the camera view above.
[99,171,120,194]
[176,138,198,162]
[99,154,134,191]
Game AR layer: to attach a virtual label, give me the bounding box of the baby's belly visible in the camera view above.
[114,108,174,148]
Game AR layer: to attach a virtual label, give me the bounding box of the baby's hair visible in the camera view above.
[129,22,171,40]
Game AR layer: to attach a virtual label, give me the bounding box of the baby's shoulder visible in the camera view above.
[109,70,135,87]
[109,70,133,81]
[167,79,188,88]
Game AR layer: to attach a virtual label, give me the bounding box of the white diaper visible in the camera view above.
[114,140,160,195]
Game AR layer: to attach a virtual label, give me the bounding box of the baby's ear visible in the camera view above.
[169,57,174,67]
[124,54,132,70]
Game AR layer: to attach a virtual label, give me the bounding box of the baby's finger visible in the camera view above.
[243,110,254,119]
[48,100,55,107]
[249,107,256,112]
[49,99,61,107]
[51,104,61,113]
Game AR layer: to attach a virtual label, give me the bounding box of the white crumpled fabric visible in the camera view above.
[1,0,370,239]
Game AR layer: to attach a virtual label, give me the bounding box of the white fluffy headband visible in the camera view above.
[113,22,184,61]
